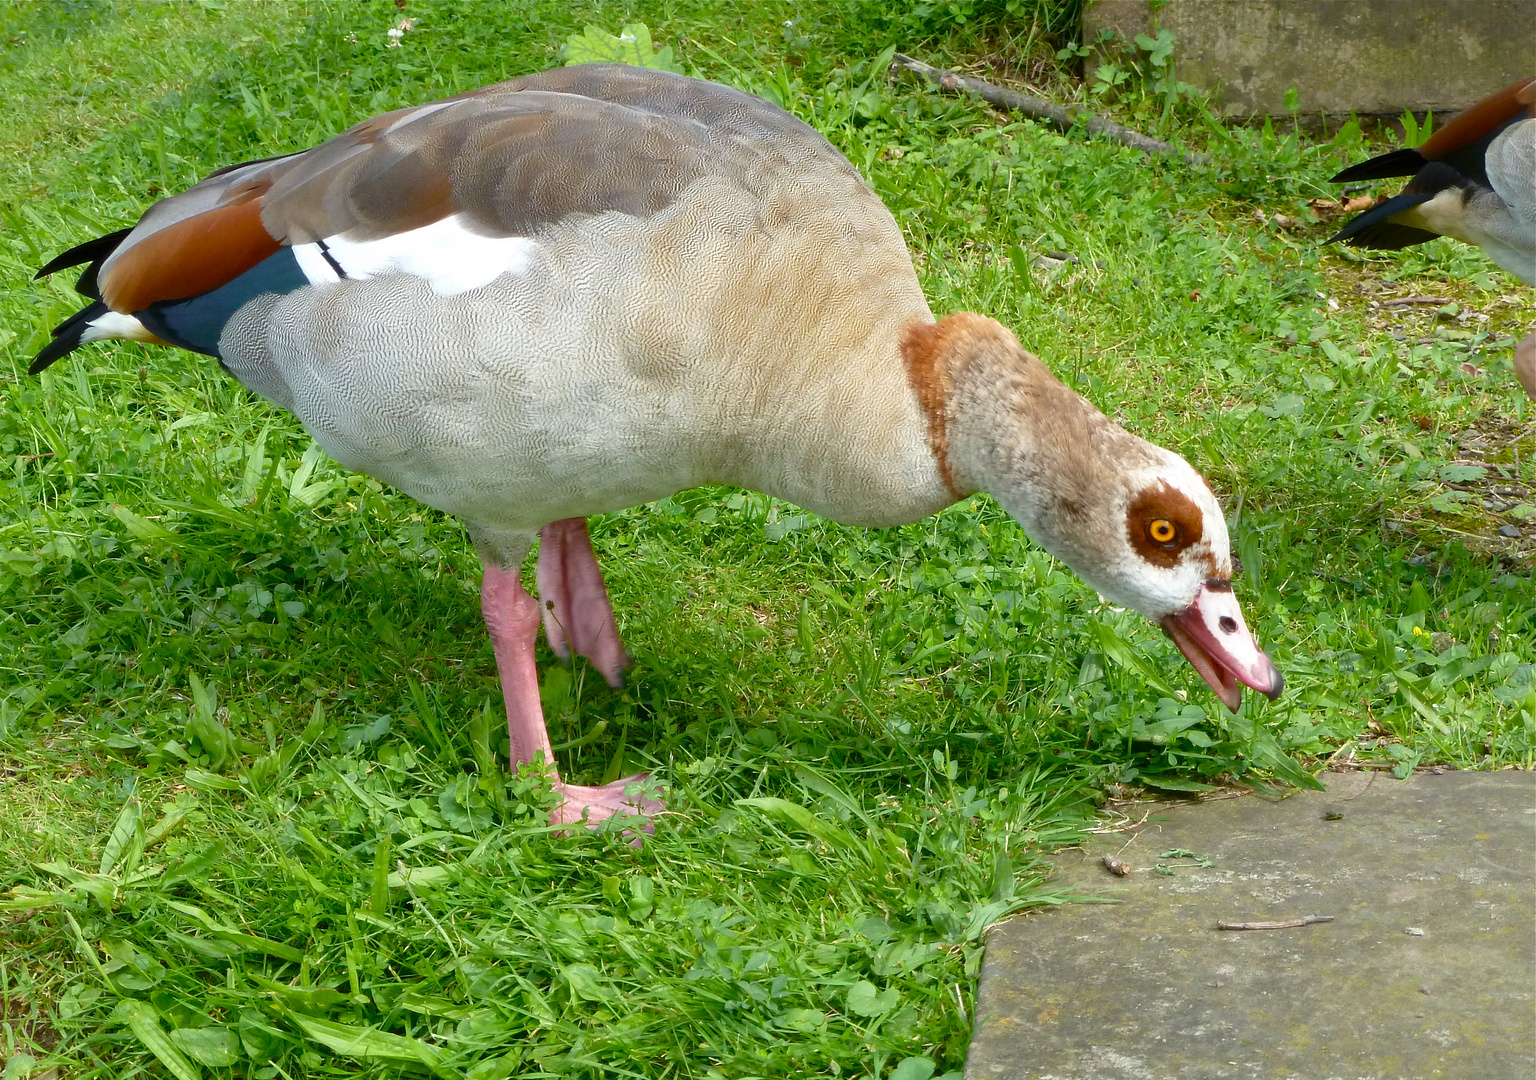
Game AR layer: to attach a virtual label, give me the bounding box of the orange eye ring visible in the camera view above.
[1148,519,1177,545]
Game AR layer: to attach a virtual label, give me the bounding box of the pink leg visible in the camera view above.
[536,518,630,688]
[1514,330,1535,401]
[481,563,662,832]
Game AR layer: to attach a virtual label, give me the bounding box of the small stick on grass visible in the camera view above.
[892,53,1206,165]
[1217,916,1335,931]
[1380,296,1453,307]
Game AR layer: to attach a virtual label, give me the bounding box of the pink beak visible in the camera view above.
[1159,580,1283,712]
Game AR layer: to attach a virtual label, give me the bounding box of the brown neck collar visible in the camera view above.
[899,315,987,500]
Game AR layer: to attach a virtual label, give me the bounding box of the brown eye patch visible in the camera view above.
[1127,482,1203,568]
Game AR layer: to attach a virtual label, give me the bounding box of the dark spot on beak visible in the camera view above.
[1219,616,1238,634]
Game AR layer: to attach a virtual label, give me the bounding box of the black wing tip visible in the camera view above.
[28,300,109,375]
[1327,197,1440,249]
[1330,147,1428,184]
[29,335,81,374]
[33,244,82,280]
[33,227,132,296]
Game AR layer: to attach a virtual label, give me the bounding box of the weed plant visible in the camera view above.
[1,2,1531,1078]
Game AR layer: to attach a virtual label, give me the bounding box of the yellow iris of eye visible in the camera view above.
[1149,519,1177,544]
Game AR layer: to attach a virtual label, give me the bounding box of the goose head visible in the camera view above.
[906,313,1282,711]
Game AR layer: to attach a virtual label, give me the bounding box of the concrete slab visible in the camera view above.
[1083,1,1535,117]
[966,770,1535,1080]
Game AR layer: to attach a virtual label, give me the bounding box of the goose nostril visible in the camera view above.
[1218,616,1238,634]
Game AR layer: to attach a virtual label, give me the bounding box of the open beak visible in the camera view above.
[1159,580,1282,712]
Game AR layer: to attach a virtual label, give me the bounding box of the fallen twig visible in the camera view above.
[1102,854,1131,876]
[892,53,1206,165]
[1217,916,1335,931]
[1330,761,1449,773]
[1087,804,1160,832]
[1380,296,1453,308]
[1087,332,1140,356]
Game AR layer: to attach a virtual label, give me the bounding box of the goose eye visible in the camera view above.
[1148,519,1177,545]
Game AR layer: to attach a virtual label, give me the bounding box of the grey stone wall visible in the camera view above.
[1084,0,1534,116]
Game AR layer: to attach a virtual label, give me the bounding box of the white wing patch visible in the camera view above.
[291,213,540,296]
[82,310,157,343]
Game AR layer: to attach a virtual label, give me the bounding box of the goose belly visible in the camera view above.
[220,270,719,529]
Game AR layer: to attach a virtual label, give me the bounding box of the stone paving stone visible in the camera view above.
[1082,0,1534,116]
[965,770,1535,1080]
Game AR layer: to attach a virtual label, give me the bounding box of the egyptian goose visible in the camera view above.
[30,65,1281,829]
[1328,76,1535,397]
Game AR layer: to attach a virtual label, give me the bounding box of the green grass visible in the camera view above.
[1,2,1532,1077]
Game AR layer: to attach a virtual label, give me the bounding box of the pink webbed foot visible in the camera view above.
[551,773,667,833]
[536,518,630,688]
